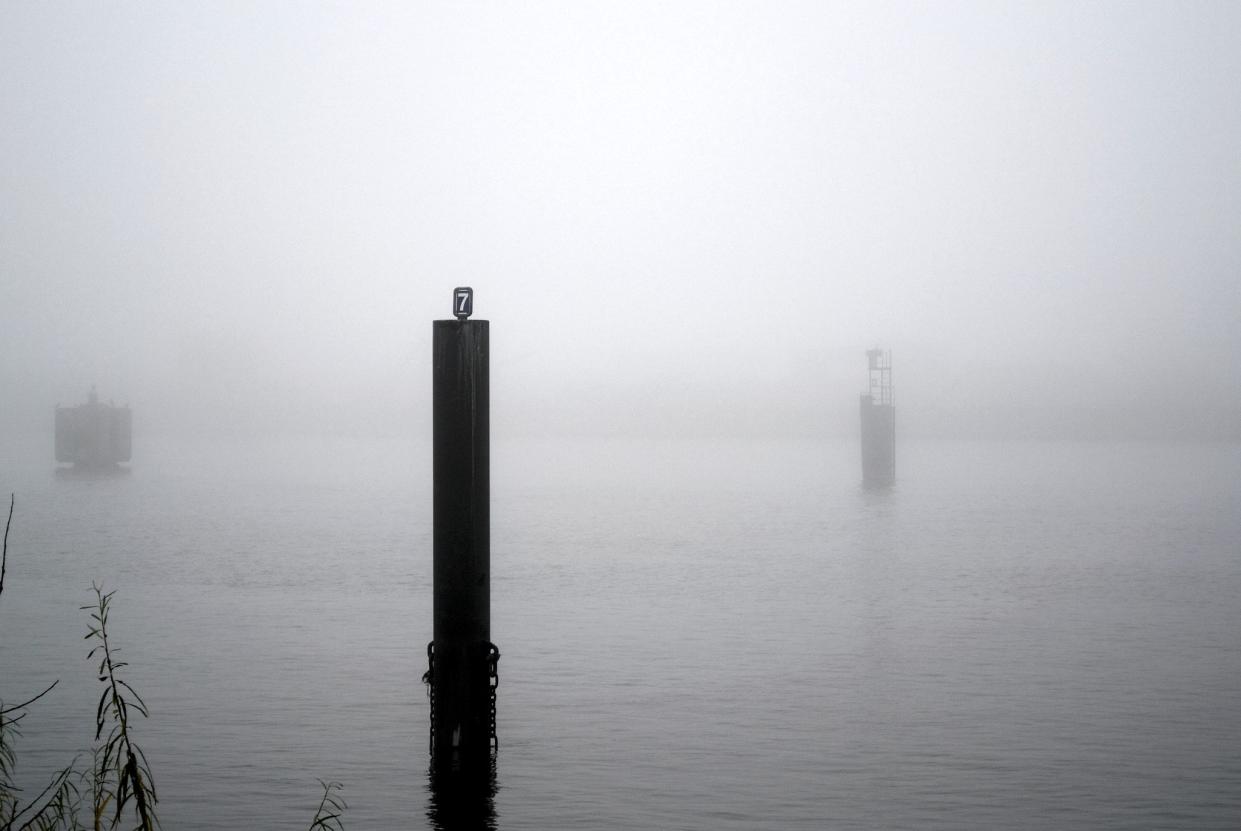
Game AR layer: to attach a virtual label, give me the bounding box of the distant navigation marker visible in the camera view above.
[453,287,474,319]
[860,348,895,487]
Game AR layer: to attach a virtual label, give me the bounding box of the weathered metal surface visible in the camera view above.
[430,318,494,766]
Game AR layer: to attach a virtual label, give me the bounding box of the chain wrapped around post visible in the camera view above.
[422,641,436,754]
[424,640,499,755]
[487,642,500,748]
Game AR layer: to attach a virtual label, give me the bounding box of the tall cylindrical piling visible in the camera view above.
[430,302,496,767]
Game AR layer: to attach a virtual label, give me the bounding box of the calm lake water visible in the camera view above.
[2,436,1239,829]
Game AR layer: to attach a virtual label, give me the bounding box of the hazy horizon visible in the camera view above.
[4,2,1239,443]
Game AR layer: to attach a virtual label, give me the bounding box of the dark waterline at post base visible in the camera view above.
[427,758,497,831]
[428,308,499,785]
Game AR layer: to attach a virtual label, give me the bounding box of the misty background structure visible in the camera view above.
[2,3,1240,444]
[860,349,894,486]
[54,387,131,469]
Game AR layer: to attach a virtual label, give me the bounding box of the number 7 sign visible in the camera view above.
[453,287,473,319]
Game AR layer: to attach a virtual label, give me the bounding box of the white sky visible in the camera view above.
[2,1,1239,439]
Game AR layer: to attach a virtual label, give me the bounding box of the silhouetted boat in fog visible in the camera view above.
[54,386,131,471]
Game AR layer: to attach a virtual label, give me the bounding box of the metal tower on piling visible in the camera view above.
[426,287,499,770]
[860,348,895,486]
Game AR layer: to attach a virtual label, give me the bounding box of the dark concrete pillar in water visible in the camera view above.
[429,289,498,768]
[860,348,895,486]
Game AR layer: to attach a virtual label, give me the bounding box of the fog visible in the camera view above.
[3,2,1239,442]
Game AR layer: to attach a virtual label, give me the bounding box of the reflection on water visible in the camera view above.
[427,756,497,831]
[53,464,132,479]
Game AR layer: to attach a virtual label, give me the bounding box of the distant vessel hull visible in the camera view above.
[55,390,131,469]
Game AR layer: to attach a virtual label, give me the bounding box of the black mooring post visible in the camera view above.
[429,287,498,769]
